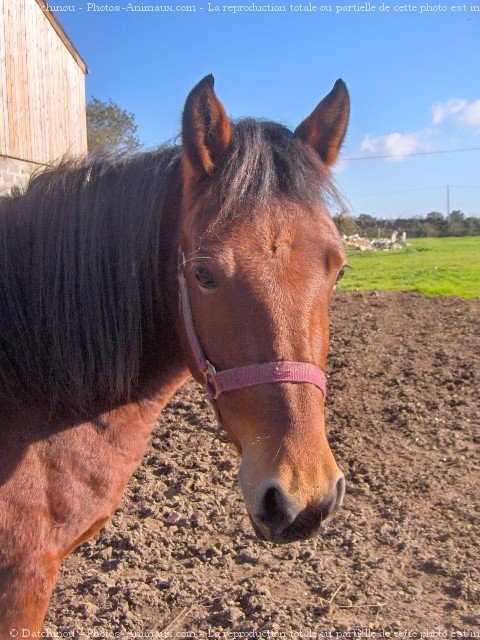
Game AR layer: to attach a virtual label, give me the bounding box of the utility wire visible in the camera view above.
[449,184,480,189]
[351,186,443,197]
[343,146,480,161]
[351,184,480,197]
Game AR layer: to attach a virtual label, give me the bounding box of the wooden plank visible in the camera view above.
[3,0,11,155]
[13,0,22,157]
[76,63,88,156]
[20,0,32,160]
[45,12,53,162]
[57,31,65,160]
[16,0,25,157]
[30,0,43,161]
[67,52,86,157]
[27,0,39,161]
[5,0,18,156]
[0,0,9,154]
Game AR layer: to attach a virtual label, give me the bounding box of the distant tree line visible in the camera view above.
[334,211,480,238]
[86,97,141,155]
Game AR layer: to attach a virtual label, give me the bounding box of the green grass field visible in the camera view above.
[338,236,480,299]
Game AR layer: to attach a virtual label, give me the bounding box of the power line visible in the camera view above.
[351,186,444,197]
[343,146,480,161]
[449,185,480,189]
[351,184,480,198]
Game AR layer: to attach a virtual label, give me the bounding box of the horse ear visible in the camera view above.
[294,79,350,167]
[182,74,232,179]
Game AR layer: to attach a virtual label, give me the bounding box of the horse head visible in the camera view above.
[177,75,349,543]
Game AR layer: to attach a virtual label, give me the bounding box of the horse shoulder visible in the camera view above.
[0,365,189,630]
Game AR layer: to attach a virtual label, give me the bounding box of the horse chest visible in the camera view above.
[43,406,165,554]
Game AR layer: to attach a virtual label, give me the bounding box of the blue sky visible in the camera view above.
[56,2,480,218]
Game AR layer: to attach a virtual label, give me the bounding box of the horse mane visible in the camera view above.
[205,119,344,229]
[0,119,343,415]
[0,147,182,414]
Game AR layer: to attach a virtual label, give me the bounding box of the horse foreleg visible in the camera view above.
[0,554,60,639]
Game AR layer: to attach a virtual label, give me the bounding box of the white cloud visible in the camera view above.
[360,134,379,154]
[458,100,480,127]
[383,132,423,159]
[431,98,480,130]
[359,131,433,161]
[431,99,466,125]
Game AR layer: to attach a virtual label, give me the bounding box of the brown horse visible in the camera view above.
[0,75,350,633]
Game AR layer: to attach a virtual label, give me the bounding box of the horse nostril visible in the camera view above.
[321,473,346,522]
[263,487,285,523]
[259,486,294,532]
[335,474,346,510]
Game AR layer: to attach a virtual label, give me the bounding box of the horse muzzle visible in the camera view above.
[247,474,346,544]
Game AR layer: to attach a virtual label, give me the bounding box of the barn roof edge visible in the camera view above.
[34,0,89,75]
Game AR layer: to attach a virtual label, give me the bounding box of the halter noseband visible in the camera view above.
[178,251,327,435]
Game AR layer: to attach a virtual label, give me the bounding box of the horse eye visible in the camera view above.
[336,267,346,282]
[194,266,217,290]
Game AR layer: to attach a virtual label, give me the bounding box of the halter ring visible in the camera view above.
[203,360,220,400]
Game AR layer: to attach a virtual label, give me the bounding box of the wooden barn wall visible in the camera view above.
[0,0,87,165]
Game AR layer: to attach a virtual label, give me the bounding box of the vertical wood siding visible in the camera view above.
[0,0,87,165]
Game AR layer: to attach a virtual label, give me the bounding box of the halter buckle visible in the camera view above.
[203,360,220,400]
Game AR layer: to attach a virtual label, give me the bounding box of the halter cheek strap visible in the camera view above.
[178,251,327,434]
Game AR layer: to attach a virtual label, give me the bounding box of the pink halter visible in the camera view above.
[178,251,327,431]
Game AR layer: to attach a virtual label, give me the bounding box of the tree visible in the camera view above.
[449,210,465,236]
[426,211,444,224]
[425,211,447,237]
[86,98,141,155]
[464,217,480,235]
[357,213,376,228]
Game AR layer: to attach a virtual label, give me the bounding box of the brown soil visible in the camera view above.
[46,291,480,636]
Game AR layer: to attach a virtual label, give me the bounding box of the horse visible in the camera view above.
[0,75,350,633]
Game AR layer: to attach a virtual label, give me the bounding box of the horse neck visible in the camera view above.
[135,163,187,398]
